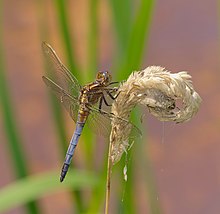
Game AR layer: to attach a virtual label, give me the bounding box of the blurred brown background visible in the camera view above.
[0,0,219,214]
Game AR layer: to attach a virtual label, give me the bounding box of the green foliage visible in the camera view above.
[109,0,132,55]
[55,0,79,80]
[0,170,99,213]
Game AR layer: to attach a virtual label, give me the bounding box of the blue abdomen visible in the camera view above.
[60,121,85,182]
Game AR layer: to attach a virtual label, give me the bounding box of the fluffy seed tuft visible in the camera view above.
[110,66,202,164]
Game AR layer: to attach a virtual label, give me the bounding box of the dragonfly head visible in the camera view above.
[96,71,112,86]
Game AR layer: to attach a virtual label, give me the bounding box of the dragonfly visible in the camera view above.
[42,42,137,182]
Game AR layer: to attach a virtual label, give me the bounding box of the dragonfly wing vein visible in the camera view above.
[42,42,81,99]
[42,76,79,122]
[87,104,142,139]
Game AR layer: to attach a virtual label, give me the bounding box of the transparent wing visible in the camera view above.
[43,76,79,122]
[87,104,142,140]
[86,91,115,137]
[87,107,112,137]
[42,42,81,99]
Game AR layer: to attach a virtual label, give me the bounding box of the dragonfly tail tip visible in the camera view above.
[60,176,64,182]
[60,163,69,182]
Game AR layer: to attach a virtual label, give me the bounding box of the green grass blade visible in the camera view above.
[108,0,132,54]
[124,1,162,211]
[0,67,27,182]
[55,0,80,81]
[0,57,39,214]
[117,0,155,79]
[118,159,136,214]
[86,157,107,213]
[0,170,99,213]
[109,1,161,213]
[112,1,155,213]
[87,0,99,80]
[81,0,100,168]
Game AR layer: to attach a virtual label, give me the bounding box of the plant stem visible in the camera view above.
[105,141,113,214]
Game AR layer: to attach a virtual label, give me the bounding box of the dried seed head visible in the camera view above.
[110,66,202,164]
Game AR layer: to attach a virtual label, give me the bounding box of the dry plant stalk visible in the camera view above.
[110,65,202,164]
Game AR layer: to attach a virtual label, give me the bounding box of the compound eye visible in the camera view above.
[96,71,104,80]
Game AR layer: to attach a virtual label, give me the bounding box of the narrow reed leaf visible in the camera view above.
[0,170,99,213]
[108,0,132,54]
[55,0,80,81]
[0,60,27,181]
[0,53,39,214]
[106,1,155,213]
[87,0,99,80]
[117,0,155,79]
[87,168,107,213]
[82,0,100,167]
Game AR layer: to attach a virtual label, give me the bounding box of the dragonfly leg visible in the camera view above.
[109,81,119,85]
[99,96,104,111]
[102,94,112,106]
[98,94,112,113]
[106,90,120,100]
[98,90,120,111]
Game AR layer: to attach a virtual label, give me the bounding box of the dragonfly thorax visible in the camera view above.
[79,85,101,106]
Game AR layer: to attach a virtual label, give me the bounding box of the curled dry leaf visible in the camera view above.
[110,66,202,164]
